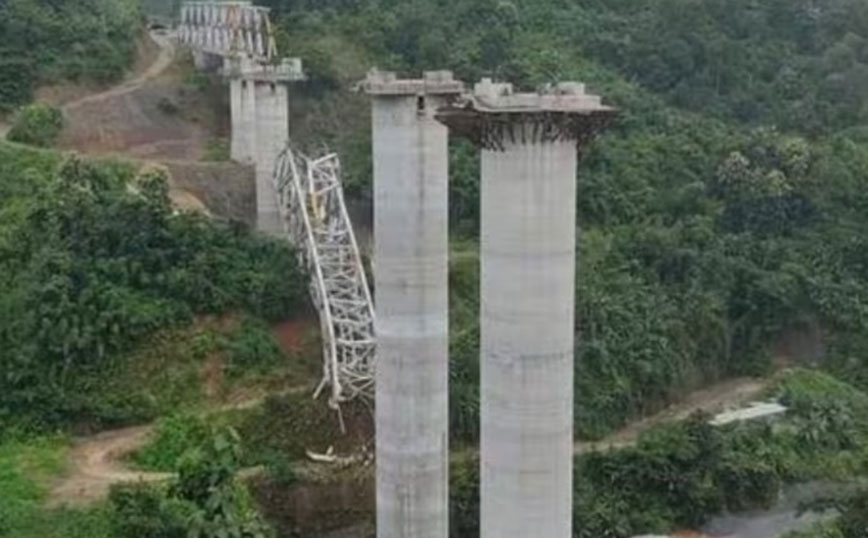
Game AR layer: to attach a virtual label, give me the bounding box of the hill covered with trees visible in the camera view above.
[0,0,141,111]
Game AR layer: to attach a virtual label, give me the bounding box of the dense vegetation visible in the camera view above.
[267,0,868,443]
[448,369,868,538]
[0,144,307,432]
[0,0,141,111]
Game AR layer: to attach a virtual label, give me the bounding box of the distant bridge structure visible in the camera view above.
[177,1,277,62]
[177,1,304,236]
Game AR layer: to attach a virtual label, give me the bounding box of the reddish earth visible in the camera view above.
[273,319,316,355]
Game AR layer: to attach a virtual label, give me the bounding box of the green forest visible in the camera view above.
[3,0,868,536]
[271,0,868,438]
[0,0,141,111]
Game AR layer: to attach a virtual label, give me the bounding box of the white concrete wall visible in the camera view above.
[480,135,577,538]
[253,81,288,235]
[372,95,450,538]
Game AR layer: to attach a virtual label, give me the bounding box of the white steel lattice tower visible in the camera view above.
[361,70,463,538]
[438,79,614,538]
[271,147,376,408]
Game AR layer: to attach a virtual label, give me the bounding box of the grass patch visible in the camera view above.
[0,436,67,535]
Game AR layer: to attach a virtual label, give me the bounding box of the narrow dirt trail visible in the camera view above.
[61,31,176,113]
[46,386,311,507]
[46,426,171,507]
[575,375,770,454]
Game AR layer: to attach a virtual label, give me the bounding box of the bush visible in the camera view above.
[133,414,212,471]
[225,318,285,377]
[112,427,273,538]
[7,104,64,147]
[109,484,192,538]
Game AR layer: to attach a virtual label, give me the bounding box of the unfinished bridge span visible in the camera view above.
[178,4,617,537]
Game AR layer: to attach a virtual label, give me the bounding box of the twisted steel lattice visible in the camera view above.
[272,146,376,412]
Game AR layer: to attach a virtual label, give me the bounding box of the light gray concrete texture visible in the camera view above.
[480,137,578,538]
[435,78,613,538]
[228,78,247,161]
[253,81,289,235]
[367,70,462,538]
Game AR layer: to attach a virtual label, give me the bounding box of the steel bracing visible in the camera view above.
[178,2,277,61]
[272,146,376,414]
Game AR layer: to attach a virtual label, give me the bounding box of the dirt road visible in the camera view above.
[62,30,177,113]
[576,376,769,454]
[46,426,171,507]
[46,374,774,507]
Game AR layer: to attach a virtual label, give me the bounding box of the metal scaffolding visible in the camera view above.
[272,146,376,417]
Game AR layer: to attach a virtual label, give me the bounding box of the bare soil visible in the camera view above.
[56,30,212,161]
[46,426,171,507]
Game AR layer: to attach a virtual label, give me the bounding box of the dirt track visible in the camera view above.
[47,374,774,507]
[61,31,177,112]
[56,29,216,161]
[46,426,171,507]
[575,375,769,454]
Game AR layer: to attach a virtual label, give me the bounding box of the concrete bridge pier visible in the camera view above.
[361,70,463,538]
[438,79,614,538]
[225,57,304,235]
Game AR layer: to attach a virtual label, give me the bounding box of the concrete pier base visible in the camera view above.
[362,71,463,538]
[480,137,577,538]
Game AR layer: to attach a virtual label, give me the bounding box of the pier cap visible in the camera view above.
[437,78,616,150]
[358,69,465,96]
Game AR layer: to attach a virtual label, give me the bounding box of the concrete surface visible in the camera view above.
[479,137,578,538]
[253,81,288,235]
[367,71,462,538]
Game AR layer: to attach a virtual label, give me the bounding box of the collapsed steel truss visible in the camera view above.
[272,146,376,412]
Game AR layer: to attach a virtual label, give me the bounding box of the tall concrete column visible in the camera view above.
[253,81,289,235]
[438,79,614,538]
[361,70,463,538]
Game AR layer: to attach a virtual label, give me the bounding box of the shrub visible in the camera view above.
[112,427,273,538]
[7,104,64,147]
[109,484,192,538]
[225,318,284,377]
[133,414,212,472]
